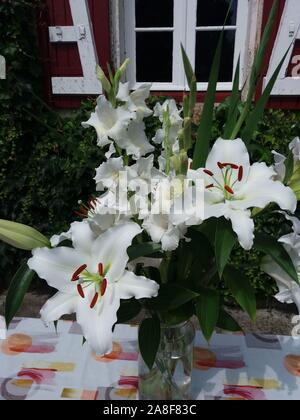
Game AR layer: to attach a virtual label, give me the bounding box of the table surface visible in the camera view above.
[0,316,300,400]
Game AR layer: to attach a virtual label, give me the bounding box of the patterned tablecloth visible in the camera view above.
[0,316,300,400]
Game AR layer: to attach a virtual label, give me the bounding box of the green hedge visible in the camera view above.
[0,1,299,299]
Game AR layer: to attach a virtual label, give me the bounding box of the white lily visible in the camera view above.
[189,138,297,250]
[82,95,132,147]
[117,82,153,120]
[28,222,159,355]
[261,216,300,315]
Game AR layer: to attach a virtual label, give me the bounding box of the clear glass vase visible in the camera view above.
[138,320,196,400]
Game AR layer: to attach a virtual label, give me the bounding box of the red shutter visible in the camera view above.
[37,0,110,109]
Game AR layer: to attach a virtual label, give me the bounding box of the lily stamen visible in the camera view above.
[98,263,104,277]
[238,166,244,182]
[101,279,108,297]
[90,293,99,309]
[204,169,214,177]
[222,163,239,169]
[77,284,85,299]
[72,264,87,282]
[225,185,234,195]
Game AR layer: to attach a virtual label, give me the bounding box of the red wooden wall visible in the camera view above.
[38,0,300,109]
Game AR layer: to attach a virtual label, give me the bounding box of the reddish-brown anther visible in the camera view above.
[101,279,108,297]
[77,284,85,299]
[98,263,104,277]
[238,166,244,182]
[204,169,214,177]
[72,264,87,282]
[225,185,234,195]
[90,293,99,309]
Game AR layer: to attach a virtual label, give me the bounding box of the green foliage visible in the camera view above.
[5,261,35,326]
[138,316,161,370]
[0,1,300,305]
[0,1,104,288]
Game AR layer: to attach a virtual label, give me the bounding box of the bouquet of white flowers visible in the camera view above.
[0,0,299,400]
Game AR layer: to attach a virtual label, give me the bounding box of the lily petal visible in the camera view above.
[118,270,159,300]
[76,285,120,355]
[91,222,142,281]
[70,221,96,255]
[235,162,297,212]
[206,138,250,181]
[28,247,88,293]
[40,292,77,323]
[227,208,254,251]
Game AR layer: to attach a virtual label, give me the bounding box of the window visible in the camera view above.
[122,0,249,91]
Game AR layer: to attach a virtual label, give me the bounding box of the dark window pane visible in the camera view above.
[195,31,235,82]
[136,32,173,82]
[136,0,174,27]
[197,0,238,26]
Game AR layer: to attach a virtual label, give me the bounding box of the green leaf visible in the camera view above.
[241,47,291,145]
[116,299,142,324]
[127,242,162,262]
[223,56,241,139]
[194,218,218,245]
[247,0,279,101]
[139,317,161,370]
[181,44,195,89]
[147,284,199,312]
[254,233,298,283]
[0,219,50,251]
[224,266,256,322]
[192,32,223,169]
[215,218,237,277]
[217,309,243,332]
[5,261,35,327]
[161,303,194,327]
[229,0,279,139]
[196,289,220,341]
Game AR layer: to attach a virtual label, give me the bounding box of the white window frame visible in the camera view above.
[122,0,249,91]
